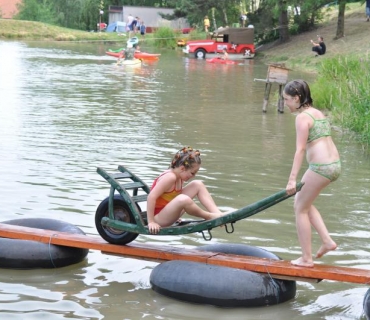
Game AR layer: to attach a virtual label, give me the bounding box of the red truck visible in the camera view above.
[183,27,255,59]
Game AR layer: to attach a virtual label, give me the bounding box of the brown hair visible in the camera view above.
[170,147,201,169]
[284,79,313,109]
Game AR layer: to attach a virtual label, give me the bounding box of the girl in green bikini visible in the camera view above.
[283,79,340,267]
[147,147,225,234]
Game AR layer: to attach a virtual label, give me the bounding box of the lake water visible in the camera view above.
[0,40,369,319]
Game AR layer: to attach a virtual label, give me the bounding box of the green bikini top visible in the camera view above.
[303,112,331,143]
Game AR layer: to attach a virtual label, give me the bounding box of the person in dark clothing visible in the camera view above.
[310,36,326,56]
[131,17,138,34]
[140,22,146,36]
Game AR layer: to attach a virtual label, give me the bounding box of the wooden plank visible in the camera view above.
[0,223,369,284]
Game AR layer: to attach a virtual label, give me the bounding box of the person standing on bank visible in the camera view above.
[204,16,210,32]
[239,12,247,27]
[131,17,138,34]
[366,0,370,21]
[283,79,341,268]
[127,14,134,35]
[140,21,146,37]
[310,36,326,56]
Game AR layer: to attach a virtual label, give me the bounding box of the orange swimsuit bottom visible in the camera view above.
[151,171,182,215]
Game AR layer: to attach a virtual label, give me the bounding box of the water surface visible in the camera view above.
[0,40,369,319]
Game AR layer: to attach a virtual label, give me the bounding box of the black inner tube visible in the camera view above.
[0,218,89,269]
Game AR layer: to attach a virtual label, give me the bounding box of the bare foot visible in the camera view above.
[216,212,226,218]
[205,212,223,220]
[291,257,314,267]
[315,242,337,258]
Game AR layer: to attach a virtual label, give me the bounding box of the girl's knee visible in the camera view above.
[293,200,312,215]
[294,199,305,212]
[293,198,306,214]
[175,194,193,206]
[189,180,205,189]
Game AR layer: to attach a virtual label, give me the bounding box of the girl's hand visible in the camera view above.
[148,222,161,234]
[286,180,297,195]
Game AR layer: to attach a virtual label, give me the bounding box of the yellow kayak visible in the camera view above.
[117,59,142,67]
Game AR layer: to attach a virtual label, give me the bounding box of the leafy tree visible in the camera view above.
[159,0,241,30]
[15,0,102,30]
[159,0,213,27]
[81,0,102,31]
[250,0,349,45]
[52,0,86,30]
[15,0,56,24]
[106,0,176,7]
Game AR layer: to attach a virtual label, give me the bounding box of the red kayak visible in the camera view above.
[206,58,238,65]
[106,51,160,61]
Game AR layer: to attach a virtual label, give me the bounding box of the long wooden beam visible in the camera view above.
[0,223,369,285]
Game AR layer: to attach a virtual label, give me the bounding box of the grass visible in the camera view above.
[312,56,370,148]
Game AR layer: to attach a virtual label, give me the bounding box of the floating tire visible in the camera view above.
[0,218,89,269]
[150,243,296,307]
[364,288,370,320]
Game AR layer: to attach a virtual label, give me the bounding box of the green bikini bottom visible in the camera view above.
[309,160,341,182]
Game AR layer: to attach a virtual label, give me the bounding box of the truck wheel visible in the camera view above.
[195,49,206,59]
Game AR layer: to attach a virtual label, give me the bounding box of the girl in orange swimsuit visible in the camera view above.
[283,79,340,267]
[147,147,225,234]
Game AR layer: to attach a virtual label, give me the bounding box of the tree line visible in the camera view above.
[15,0,357,43]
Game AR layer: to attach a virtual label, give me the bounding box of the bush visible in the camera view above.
[153,26,178,49]
[188,29,206,40]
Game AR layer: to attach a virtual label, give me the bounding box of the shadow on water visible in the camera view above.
[0,40,369,319]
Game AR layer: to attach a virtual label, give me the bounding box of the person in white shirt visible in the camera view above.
[127,14,134,34]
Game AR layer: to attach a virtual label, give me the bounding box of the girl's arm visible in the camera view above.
[286,115,309,194]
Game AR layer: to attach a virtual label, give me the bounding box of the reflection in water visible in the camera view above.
[0,40,369,319]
